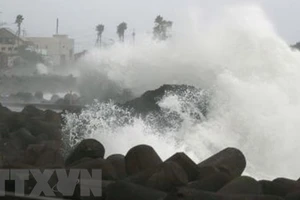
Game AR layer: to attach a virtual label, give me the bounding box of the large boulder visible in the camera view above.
[166,152,199,181]
[260,178,298,197]
[24,142,64,167]
[145,161,188,192]
[69,157,117,180]
[65,139,105,166]
[198,147,246,178]
[24,119,62,140]
[217,176,262,195]
[165,187,283,200]
[106,154,127,179]
[125,145,162,176]
[9,128,37,149]
[105,181,167,200]
[188,172,232,192]
[122,84,208,116]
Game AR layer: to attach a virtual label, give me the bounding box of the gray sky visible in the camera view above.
[1,0,300,52]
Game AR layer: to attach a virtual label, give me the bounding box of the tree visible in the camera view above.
[15,15,24,46]
[117,22,127,42]
[153,15,173,41]
[96,24,104,47]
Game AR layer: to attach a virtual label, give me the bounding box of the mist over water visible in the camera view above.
[65,4,300,179]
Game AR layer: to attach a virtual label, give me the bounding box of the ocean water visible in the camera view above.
[64,4,300,179]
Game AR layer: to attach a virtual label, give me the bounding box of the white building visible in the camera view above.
[27,34,74,66]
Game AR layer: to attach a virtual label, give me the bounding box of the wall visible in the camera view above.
[27,35,74,66]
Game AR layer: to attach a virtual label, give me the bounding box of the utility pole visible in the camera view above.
[56,18,59,35]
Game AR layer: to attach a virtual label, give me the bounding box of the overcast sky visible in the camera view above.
[1,0,300,52]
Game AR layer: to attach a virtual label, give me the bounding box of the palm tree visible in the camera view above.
[153,15,172,40]
[117,22,127,42]
[96,24,104,47]
[15,15,24,47]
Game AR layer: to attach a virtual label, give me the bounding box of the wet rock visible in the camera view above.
[9,128,37,149]
[165,187,283,200]
[272,178,298,193]
[105,181,167,200]
[197,166,221,180]
[24,119,61,140]
[188,172,232,192]
[73,180,114,200]
[24,142,64,167]
[145,161,188,192]
[124,167,157,185]
[106,154,127,179]
[125,144,162,175]
[44,110,61,124]
[65,139,105,166]
[166,152,198,181]
[260,179,297,197]
[123,84,207,116]
[70,157,117,180]
[286,191,300,200]
[198,147,246,178]
[21,105,45,119]
[218,176,262,195]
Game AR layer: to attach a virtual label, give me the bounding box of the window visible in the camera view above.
[1,47,6,51]
[8,47,12,51]
[0,38,3,43]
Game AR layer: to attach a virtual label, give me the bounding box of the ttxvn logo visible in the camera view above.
[0,169,102,197]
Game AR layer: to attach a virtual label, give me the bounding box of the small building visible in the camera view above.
[0,28,25,55]
[0,28,26,68]
[26,34,74,66]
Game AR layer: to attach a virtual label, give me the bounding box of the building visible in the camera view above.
[0,28,25,55]
[27,34,74,66]
[0,28,26,68]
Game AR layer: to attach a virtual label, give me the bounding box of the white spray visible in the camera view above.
[64,4,300,179]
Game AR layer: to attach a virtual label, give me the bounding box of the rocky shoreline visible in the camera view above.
[0,85,299,200]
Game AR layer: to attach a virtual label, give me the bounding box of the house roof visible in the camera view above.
[0,28,25,41]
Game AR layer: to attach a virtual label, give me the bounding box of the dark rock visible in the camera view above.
[44,110,61,124]
[70,157,117,180]
[122,84,208,116]
[198,147,246,178]
[65,139,105,166]
[260,179,296,197]
[73,180,114,200]
[286,191,300,200]
[105,181,167,200]
[24,142,64,167]
[197,166,221,180]
[106,154,127,179]
[124,167,157,185]
[21,105,44,119]
[272,178,298,193]
[188,172,232,192]
[125,144,162,175]
[218,176,262,195]
[145,161,188,192]
[166,152,198,181]
[24,119,61,140]
[9,128,37,149]
[164,187,283,200]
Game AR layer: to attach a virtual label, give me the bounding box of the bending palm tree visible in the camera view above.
[117,22,127,42]
[15,15,24,47]
[96,24,104,47]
